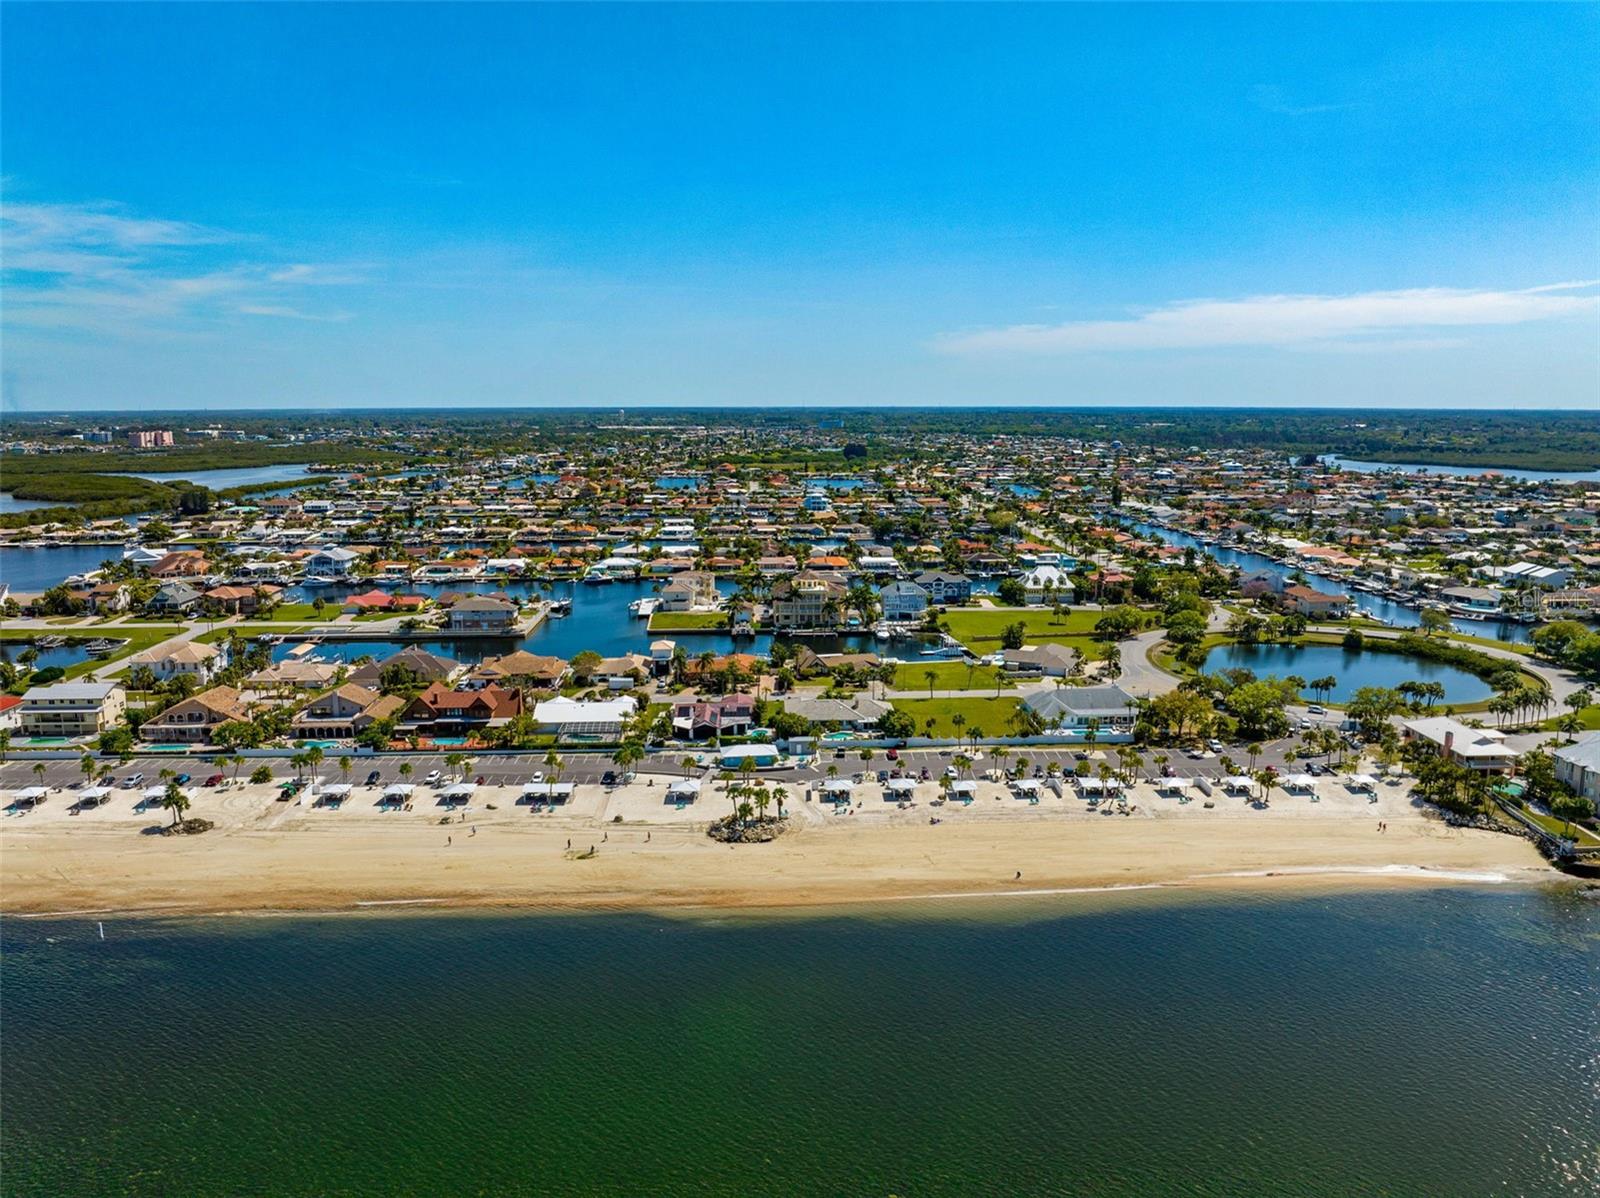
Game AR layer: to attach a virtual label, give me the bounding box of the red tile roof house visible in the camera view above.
[402,683,523,738]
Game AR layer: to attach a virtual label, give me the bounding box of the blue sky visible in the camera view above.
[3,2,1596,411]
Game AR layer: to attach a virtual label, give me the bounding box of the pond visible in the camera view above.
[1202,641,1493,705]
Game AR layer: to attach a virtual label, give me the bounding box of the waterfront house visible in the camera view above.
[1401,717,1516,774]
[347,647,465,690]
[769,572,847,630]
[19,682,126,739]
[532,696,636,739]
[658,572,719,612]
[1023,685,1138,735]
[204,584,282,615]
[1282,584,1350,619]
[292,684,405,739]
[1553,733,1600,802]
[782,695,892,730]
[1020,565,1075,604]
[149,580,204,615]
[1000,644,1080,677]
[878,580,930,622]
[912,570,972,605]
[671,693,756,739]
[304,546,360,580]
[471,650,569,690]
[404,683,523,735]
[133,640,225,685]
[446,595,519,633]
[139,685,253,744]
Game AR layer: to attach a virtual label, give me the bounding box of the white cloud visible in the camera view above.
[935,282,1600,355]
[1248,84,1359,117]
[1,198,362,335]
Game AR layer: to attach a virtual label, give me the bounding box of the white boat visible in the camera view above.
[630,598,660,617]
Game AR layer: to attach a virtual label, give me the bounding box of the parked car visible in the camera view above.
[528,771,544,784]
[885,748,899,760]
[424,769,443,785]
[1207,739,1223,752]
[365,769,382,786]
[203,773,224,787]
[1160,763,1177,777]
[602,770,618,787]
[174,773,191,785]
[1306,704,1327,716]
[122,772,145,789]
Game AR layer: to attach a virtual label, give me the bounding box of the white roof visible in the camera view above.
[665,778,701,797]
[442,781,478,799]
[1222,775,1256,789]
[1010,778,1041,792]
[1158,776,1194,790]
[1284,773,1318,788]
[951,779,978,794]
[80,785,111,799]
[884,777,918,791]
[533,697,635,725]
[320,783,353,798]
[522,781,575,797]
[17,786,47,800]
[143,785,168,800]
[820,778,854,792]
[1349,773,1379,788]
[382,784,414,799]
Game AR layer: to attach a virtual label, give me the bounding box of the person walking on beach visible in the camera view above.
[566,838,571,849]
[1015,871,1022,880]
[447,835,452,846]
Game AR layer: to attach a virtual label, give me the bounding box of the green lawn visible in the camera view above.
[891,696,1021,738]
[648,611,729,631]
[1544,706,1600,732]
[891,661,1004,692]
[241,604,335,622]
[941,607,1114,660]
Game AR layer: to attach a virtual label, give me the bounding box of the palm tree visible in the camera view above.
[924,669,937,698]
[772,785,789,819]
[161,780,190,827]
[544,748,565,788]
[339,756,353,785]
[32,762,48,789]
[0,728,9,762]
[398,761,414,783]
[613,741,644,778]
[681,755,698,780]
[80,753,97,787]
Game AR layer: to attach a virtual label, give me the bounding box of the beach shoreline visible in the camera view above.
[0,778,1557,919]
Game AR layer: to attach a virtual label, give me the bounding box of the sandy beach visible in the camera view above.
[0,774,1555,917]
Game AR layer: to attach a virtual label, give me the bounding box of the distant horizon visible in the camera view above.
[5,401,1599,418]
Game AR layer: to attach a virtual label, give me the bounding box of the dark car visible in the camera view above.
[203,773,224,787]
[602,770,618,787]
[886,748,899,760]
[366,769,382,786]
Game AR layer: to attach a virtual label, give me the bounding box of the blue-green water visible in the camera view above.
[4,888,1597,1196]
[1204,641,1493,705]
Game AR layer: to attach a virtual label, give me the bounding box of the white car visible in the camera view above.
[1306,704,1327,716]
[944,765,958,778]
[527,771,544,784]
[1206,739,1223,752]
[424,769,443,785]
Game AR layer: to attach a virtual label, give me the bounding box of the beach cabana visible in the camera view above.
[884,777,918,799]
[1348,773,1379,799]
[1009,778,1041,798]
[141,784,168,807]
[381,783,414,807]
[76,785,112,809]
[950,779,978,802]
[1077,776,1122,795]
[1220,775,1256,795]
[13,786,48,809]
[664,778,701,803]
[819,778,854,801]
[522,781,575,804]
[441,781,478,805]
[1282,773,1318,795]
[1155,777,1193,797]
[318,783,353,807]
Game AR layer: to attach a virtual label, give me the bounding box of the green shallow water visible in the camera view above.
[4,888,1598,1196]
